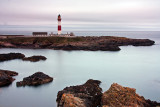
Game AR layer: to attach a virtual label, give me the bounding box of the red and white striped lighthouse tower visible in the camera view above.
[57,14,62,35]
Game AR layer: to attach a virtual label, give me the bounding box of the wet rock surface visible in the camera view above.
[0,36,155,51]
[57,79,102,107]
[0,69,18,87]
[22,55,47,62]
[0,53,25,62]
[53,44,121,51]
[16,72,53,87]
[57,81,160,107]
[102,83,160,107]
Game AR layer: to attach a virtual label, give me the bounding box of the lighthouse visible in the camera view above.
[57,14,62,35]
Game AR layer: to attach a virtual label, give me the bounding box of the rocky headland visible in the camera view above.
[0,36,155,51]
[0,69,18,87]
[16,72,53,87]
[57,80,160,107]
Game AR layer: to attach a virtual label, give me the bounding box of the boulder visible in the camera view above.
[22,55,47,62]
[16,72,53,87]
[102,83,160,107]
[0,69,18,87]
[0,53,25,62]
[57,79,102,107]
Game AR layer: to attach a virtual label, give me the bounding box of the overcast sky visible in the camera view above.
[0,0,160,31]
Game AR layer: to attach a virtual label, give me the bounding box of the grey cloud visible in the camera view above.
[0,0,160,31]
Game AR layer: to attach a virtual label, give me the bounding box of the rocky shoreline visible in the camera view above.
[57,79,160,107]
[0,69,159,106]
[0,36,158,106]
[0,36,155,51]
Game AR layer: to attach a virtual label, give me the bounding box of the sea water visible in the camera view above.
[0,31,160,107]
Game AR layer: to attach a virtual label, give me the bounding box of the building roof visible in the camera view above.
[32,32,48,35]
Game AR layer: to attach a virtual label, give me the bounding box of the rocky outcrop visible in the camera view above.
[57,79,102,107]
[22,55,47,62]
[57,81,160,107]
[16,72,53,87]
[0,69,18,87]
[102,83,160,107]
[129,39,155,46]
[0,36,155,51]
[0,53,47,62]
[0,53,25,62]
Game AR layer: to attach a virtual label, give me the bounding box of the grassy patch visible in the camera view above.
[0,36,84,44]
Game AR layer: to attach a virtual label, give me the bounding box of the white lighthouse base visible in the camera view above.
[58,31,61,35]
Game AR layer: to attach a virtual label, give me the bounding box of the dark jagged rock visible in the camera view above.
[0,36,155,51]
[0,53,47,62]
[57,81,160,107]
[0,69,18,76]
[53,44,120,51]
[0,53,25,62]
[16,72,53,87]
[57,79,102,107]
[0,73,14,87]
[0,69,18,87]
[22,55,47,62]
[102,83,160,107]
[130,39,155,46]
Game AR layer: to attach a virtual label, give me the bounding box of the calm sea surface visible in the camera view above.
[0,31,160,107]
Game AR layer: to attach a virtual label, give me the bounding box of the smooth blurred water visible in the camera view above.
[0,31,160,107]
